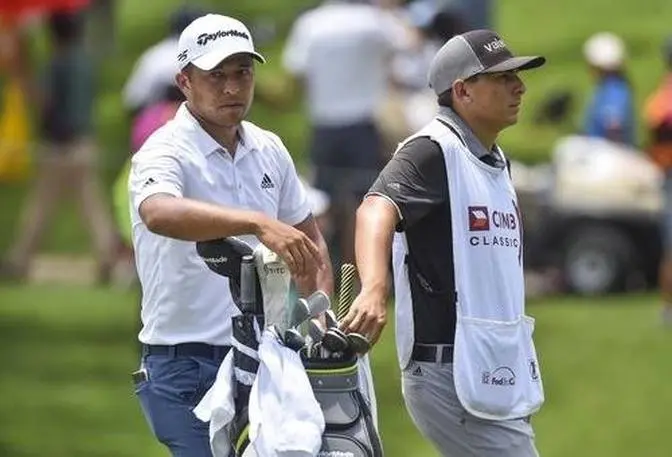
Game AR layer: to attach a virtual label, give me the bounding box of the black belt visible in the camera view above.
[142,343,231,360]
[411,344,454,363]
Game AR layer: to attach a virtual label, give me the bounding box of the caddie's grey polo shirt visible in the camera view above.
[129,103,311,346]
[367,107,506,344]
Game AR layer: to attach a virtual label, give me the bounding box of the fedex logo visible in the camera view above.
[468,206,490,231]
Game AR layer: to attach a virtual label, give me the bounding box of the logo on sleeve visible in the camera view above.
[260,173,274,189]
[142,177,157,188]
[468,206,490,231]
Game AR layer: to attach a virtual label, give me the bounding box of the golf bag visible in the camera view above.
[303,355,383,457]
[196,237,383,457]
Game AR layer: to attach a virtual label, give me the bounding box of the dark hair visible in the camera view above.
[48,11,85,45]
[437,90,453,108]
[436,74,480,108]
[162,85,186,103]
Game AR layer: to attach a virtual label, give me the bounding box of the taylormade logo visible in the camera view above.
[484,38,506,52]
[203,256,228,264]
[317,452,354,457]
[197,29,249,46]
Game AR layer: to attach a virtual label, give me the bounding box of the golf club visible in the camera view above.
[307,318,325,343]
[346,332,371,354]
[283,327,306,352]
[322,327,349,353]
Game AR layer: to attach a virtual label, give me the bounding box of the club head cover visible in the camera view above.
[196,237,261,312]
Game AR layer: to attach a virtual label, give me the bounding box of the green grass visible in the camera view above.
[1,286,671,457]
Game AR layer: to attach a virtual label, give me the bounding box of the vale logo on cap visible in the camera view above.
[484,38,506,53]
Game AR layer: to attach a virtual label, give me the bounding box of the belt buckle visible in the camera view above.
[435,344,452,363]
[435,345,444,364]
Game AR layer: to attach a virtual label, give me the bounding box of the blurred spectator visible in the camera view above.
[386,0,467,134]
[282,0,399,265]
[112,84,185,286]
[643,35,672,325]
[1,10,116,283]
[582,32,636,146]
[449,0,492,30]
[87,0,117,56]
[122,4,203,118]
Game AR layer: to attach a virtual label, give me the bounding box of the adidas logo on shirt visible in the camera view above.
[412,365,423,377]
[260,173,274,189]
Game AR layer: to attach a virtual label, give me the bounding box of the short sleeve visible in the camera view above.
[282,17,310,76]
[367,137,447,230]
[271,135,312,225]
[129,146,184,211]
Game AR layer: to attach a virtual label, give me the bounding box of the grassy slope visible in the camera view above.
[0,286,670,457]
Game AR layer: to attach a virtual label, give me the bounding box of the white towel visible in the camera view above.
[193,350,236,457]
[249,329,325,457]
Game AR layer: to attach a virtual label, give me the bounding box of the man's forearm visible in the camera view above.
[140,194,266,241]
[294,220,334,297]
[355,197,398,299]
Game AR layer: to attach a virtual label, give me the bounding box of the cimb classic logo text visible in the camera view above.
[482,366,516,386]
[317,452,354,457]
[197,29,249,46]
[484,38,506,52]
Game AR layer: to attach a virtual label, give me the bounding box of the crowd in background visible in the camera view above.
[1,0,672,302]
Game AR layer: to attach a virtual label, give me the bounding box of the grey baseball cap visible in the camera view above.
[428,29,546,96]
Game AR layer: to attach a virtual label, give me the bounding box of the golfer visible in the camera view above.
[128,14,333,457]
[341,29,547,456]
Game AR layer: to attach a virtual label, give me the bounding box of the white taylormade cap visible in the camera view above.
[177,14,266,70]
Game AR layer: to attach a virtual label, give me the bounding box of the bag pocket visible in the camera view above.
[315,391,360,429]
[453,315,544,420]
[320,434,372,457]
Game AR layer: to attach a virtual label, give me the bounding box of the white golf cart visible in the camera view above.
[512,135,664,296]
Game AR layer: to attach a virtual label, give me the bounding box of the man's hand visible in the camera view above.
[338,287,388,347]
[255,217,324,277]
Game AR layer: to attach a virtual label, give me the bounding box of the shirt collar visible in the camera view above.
[175,103,259,157]
[436,106,505,167]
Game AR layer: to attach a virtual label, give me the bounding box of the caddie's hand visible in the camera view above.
[339,288,387,347]
[256,217,324,276]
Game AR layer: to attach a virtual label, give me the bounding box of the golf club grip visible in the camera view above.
[337,263,357,321]
[240,255,256,314]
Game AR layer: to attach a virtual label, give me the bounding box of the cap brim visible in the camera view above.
[191,47,266,71]
[482,55,546,73]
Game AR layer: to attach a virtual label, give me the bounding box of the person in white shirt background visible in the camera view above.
[282,0,401,268]
[122,5,204,118]
[129,14,333,457]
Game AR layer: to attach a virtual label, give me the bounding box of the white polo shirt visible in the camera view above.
[129,104,311,346]
[282,2,401,126]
